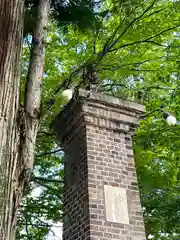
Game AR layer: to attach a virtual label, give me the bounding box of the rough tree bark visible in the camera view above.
[0,0,50,239]
[0,0,24,239]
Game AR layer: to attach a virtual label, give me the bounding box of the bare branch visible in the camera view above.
[93,38,96,55]
[37,131,55,137]
[108,0,158,51]
[144,85,180,91]
[98,55,179,69]
[102,83,179,93]
[31,175,63,184]
[142,8,165,19]
[36,149,63,158]
[109,39,180,52]
[102,19,123,54]
[53,63,86,95]
[96,0,158,64]
[97,66,158,72]
[146,24,180,41]
[140,108,164,118]
[98,59,154,69]
[19,219,63,231]
[33,179,60,193]
[52,77,70,96]
[121,68,158,72]
[123,59,160,66]
[101,0,127,55]
[46,62,88,107]
[49,228,62,240]
[18,222,51,228]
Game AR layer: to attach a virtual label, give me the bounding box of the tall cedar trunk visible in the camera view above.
[0,0,50,239]
[0,0,24,239]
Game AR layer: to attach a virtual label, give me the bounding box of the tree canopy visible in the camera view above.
[17,0,180,239]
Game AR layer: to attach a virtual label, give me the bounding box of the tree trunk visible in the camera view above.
[0,0,50,239]
[24,0,51,172]
[0,0,24,239]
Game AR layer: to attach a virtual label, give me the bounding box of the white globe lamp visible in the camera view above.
[61,89,74,101]
[166,115,177,126]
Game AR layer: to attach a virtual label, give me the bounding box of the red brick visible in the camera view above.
[55,89,146,240]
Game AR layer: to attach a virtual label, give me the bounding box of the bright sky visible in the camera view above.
[46,223,63,240]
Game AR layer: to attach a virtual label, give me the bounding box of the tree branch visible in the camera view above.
[37,131,55,137]
[18,222,51,228]
[144,85,180,91]
[103,83,179,93]
[98,59,155,69]
[139,108,164,118]
[46,62,88,107]
[33,179,60,193]
[31,175,63,184]
[53,63,86,95]
[36,148,63,158]
[120,67,158,72]
[97,0,158,65]
[101,2,125,54]
[18,220,63,230]
[141,8,165,19]
[98,55,179,69]
[96,2,179,65]
[98,66,158,72]
[109,34,180,52]
[108,0,158,50]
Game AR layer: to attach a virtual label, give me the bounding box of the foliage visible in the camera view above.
[134,117,180,238]
[24,0,102,36]
[17,0,180,239]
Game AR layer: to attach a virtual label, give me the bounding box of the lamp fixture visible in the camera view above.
[140,108,177,126]
[61,88,74,101]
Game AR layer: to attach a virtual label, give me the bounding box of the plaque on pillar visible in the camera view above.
[104,185,129,225]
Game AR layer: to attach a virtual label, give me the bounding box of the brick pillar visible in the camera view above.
[53,89,146,240]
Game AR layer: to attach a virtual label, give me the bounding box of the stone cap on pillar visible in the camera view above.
[78,88,145,113]
[53,88,146,144]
